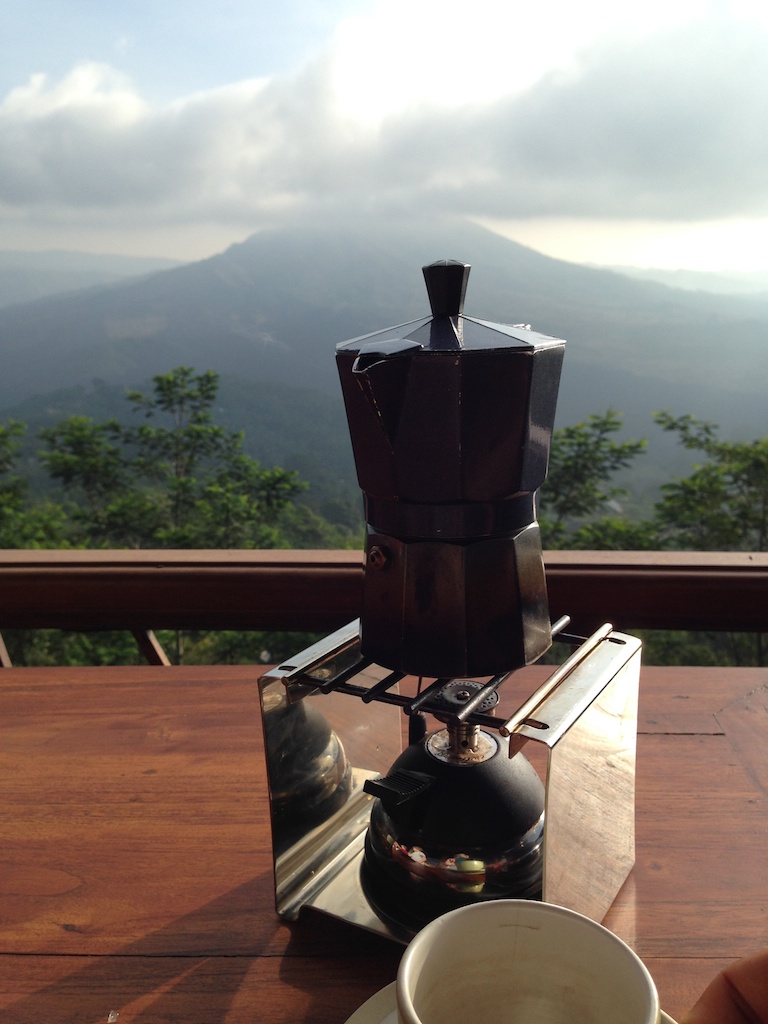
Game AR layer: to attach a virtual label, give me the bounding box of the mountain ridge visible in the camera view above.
[0,212,766,443]
[0,249,182,309]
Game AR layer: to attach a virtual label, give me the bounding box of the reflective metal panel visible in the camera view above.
[543,673,637,921]
[258,625,641,941]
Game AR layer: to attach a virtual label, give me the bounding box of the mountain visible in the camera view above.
[0,250,183,309]
[0,211,766,448]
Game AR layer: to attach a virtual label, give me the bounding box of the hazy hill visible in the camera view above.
[0,250,182,309]
[0,211,766,450]
[602,264,768,296]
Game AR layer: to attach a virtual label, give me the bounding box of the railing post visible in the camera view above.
[0,631,11,668]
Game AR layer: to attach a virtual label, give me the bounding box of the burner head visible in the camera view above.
[361,729,545,932]
[336,260,565,677]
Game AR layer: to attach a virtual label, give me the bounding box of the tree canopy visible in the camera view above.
[0,367,765,665]
[33,366,351,551]
[537,410,767,665]
[653,412,768,552]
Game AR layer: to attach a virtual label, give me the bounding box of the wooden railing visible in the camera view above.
[0,549,766,649]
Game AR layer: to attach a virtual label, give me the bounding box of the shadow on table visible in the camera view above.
[3,877,403,1024]
[278,911,402,1024]
[4,877,265,1024]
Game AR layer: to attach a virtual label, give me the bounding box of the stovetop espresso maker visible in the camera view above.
[259,261,641,941]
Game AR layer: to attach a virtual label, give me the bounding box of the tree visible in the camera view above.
[651,413,767,666]
[21,367,352,664]
[0,421,27,546]
[39,367,306,548]
[0,420,68,548]
[537,410,767,665]
[6,383,767,666]
[539,410,647,549]
[654,413,768,552]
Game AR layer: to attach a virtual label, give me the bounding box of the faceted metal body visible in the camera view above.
[360,524,552,678]
[336,261,565,677]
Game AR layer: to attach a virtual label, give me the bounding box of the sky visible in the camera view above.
[2,0,768,270]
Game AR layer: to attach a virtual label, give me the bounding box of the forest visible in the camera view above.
[1,367,766,667]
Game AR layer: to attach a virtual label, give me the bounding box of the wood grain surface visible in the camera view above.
[0,663,766,1023]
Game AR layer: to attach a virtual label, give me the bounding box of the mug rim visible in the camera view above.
[396,899,660,1024]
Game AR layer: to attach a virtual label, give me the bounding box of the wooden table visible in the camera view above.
[1,663,766,1023]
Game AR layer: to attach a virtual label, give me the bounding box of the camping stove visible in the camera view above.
[258,261,641,942]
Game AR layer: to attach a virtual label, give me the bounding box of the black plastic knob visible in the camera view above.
[422,260,470,317]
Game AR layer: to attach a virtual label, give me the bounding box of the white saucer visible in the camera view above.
[344,982,396,1024]
[343,981,677,1024]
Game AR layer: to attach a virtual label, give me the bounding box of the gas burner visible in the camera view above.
[260,618,640,940]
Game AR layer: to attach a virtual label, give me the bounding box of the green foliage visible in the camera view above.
[644,412,768,666]
[2,366,356,664]
[539,410,646,549]
[160,629,324,666]
[540,410,767,665]
[0,419,25,475]
[0,421,29,546]
[3,628,145,667]
[0,420,69,548]
[542,408,768,558]
[38,366,307,549]
[2,382,767,666]
[654,412,768,551]
[636,629,765,668]
[561,515,661,551]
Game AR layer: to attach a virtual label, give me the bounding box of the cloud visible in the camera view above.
[0,57,363,222]
[482,17,768,219]
[1,14,767,234]
[0,64,265,212]
[361,15,768,221]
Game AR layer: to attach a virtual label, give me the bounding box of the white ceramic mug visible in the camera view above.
[397,899,669,1024]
